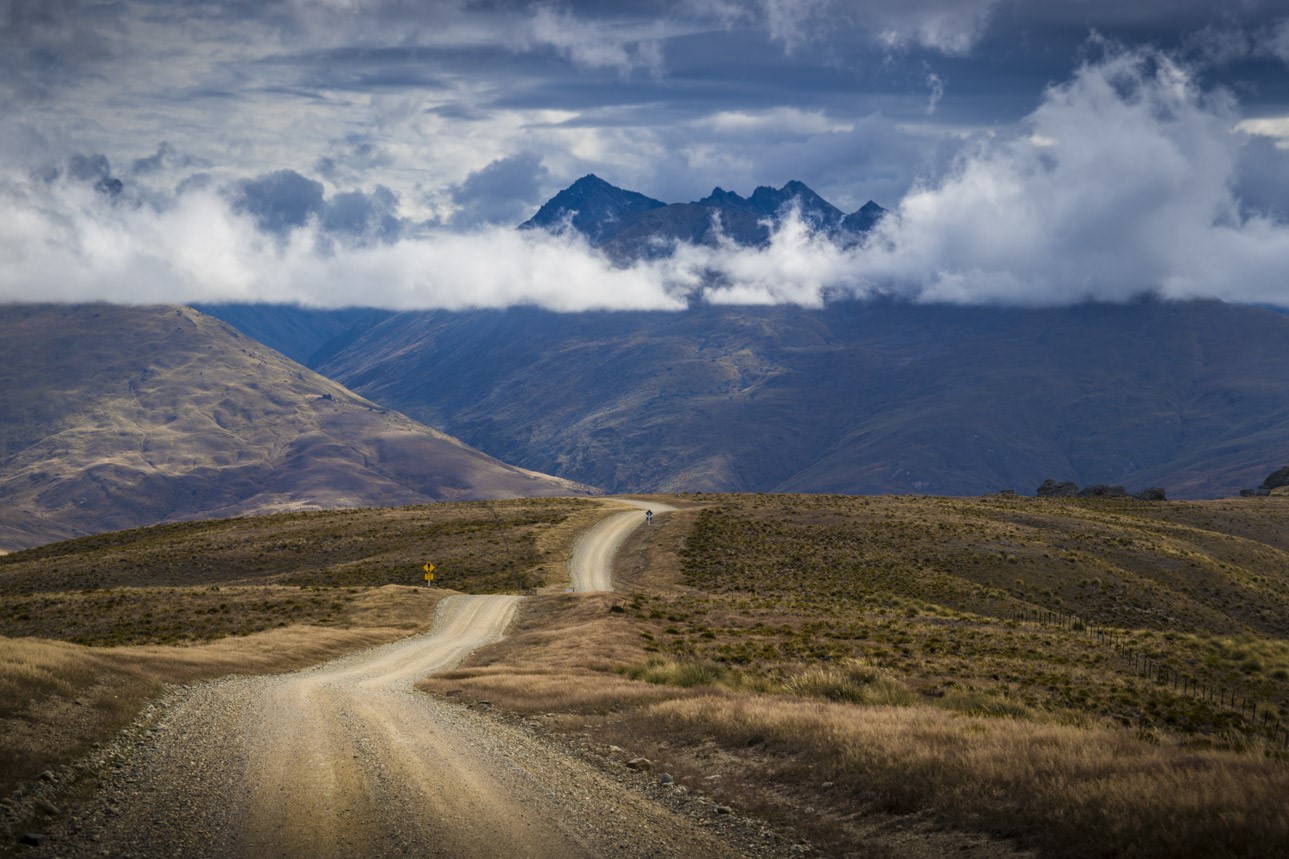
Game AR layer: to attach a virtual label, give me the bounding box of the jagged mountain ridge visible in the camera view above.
[0,305,590,550]
[519,174,887,258]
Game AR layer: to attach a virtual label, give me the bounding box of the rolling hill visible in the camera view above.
[0,304,589,550]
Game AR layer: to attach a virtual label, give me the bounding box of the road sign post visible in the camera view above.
[422,562,436,586]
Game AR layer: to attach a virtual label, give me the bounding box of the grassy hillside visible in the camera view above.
[0,304,589,550]
[8,493,1289,856]
[0,498,598,603]
[430,494,1289,857]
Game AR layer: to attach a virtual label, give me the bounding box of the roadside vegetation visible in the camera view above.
[428,494,1289,858]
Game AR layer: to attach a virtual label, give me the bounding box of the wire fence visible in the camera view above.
[1007,607,1289,748]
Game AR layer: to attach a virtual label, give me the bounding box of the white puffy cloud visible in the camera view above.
[0,171,686,311]
[5,46,1289,312]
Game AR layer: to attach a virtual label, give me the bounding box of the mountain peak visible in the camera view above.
[842,200,889,233]
[519,175,665,242]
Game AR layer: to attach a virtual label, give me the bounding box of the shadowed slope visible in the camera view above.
[304,299,1289,498]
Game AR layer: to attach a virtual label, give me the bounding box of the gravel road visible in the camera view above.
[568,500,676,592]
[35,499,749,858]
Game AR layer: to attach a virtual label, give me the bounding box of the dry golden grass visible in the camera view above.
[0,498,597,596]
[0,585,443,796]
[679,494,1289,638]
[426,496,1289,856]
[649,695,1289,858]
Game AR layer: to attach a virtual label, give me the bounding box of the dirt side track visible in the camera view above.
[35,503,742,858]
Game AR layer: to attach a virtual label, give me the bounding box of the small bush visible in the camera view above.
[783,659,915,706]
[939,688,1032,719]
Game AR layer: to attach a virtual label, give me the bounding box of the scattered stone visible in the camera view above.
[1259,465,1289,493]
[608,745,625,755]
[674,785,689,796]
[20,833,46,847]
[1036,479,1079,498]
[34,798,61,816]
[658,773,674,785]
[38,770,56,783]
[626,757,652,771]
[715,804,733,815]
[703,774,721,781]
[820,781,834,789]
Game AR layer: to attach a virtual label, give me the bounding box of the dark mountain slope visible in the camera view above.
[0,304,589,549]
[305,299,1289,499]
[193,304,393,366]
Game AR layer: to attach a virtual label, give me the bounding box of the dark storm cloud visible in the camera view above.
[234,169,406,243]
[450,153,550,227]
[235,170,326,236]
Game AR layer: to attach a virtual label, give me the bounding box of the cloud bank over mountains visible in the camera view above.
[3,45,1289,311]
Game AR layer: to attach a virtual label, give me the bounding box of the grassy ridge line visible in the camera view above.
[0,498,598,597]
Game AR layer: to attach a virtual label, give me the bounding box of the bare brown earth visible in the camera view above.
[0,304,590,551]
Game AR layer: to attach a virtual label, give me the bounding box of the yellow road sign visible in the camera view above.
[424,572,434,581]
[423,562,435,574]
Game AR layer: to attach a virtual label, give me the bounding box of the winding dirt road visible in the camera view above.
[43,498,737,858]
[569,499,676,592]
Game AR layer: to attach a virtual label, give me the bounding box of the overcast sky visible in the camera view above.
[4,0,1289,309]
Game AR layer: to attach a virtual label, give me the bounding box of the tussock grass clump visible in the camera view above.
[783,659,915,706]
[622,658,727,688]
[938,688,1033,719]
